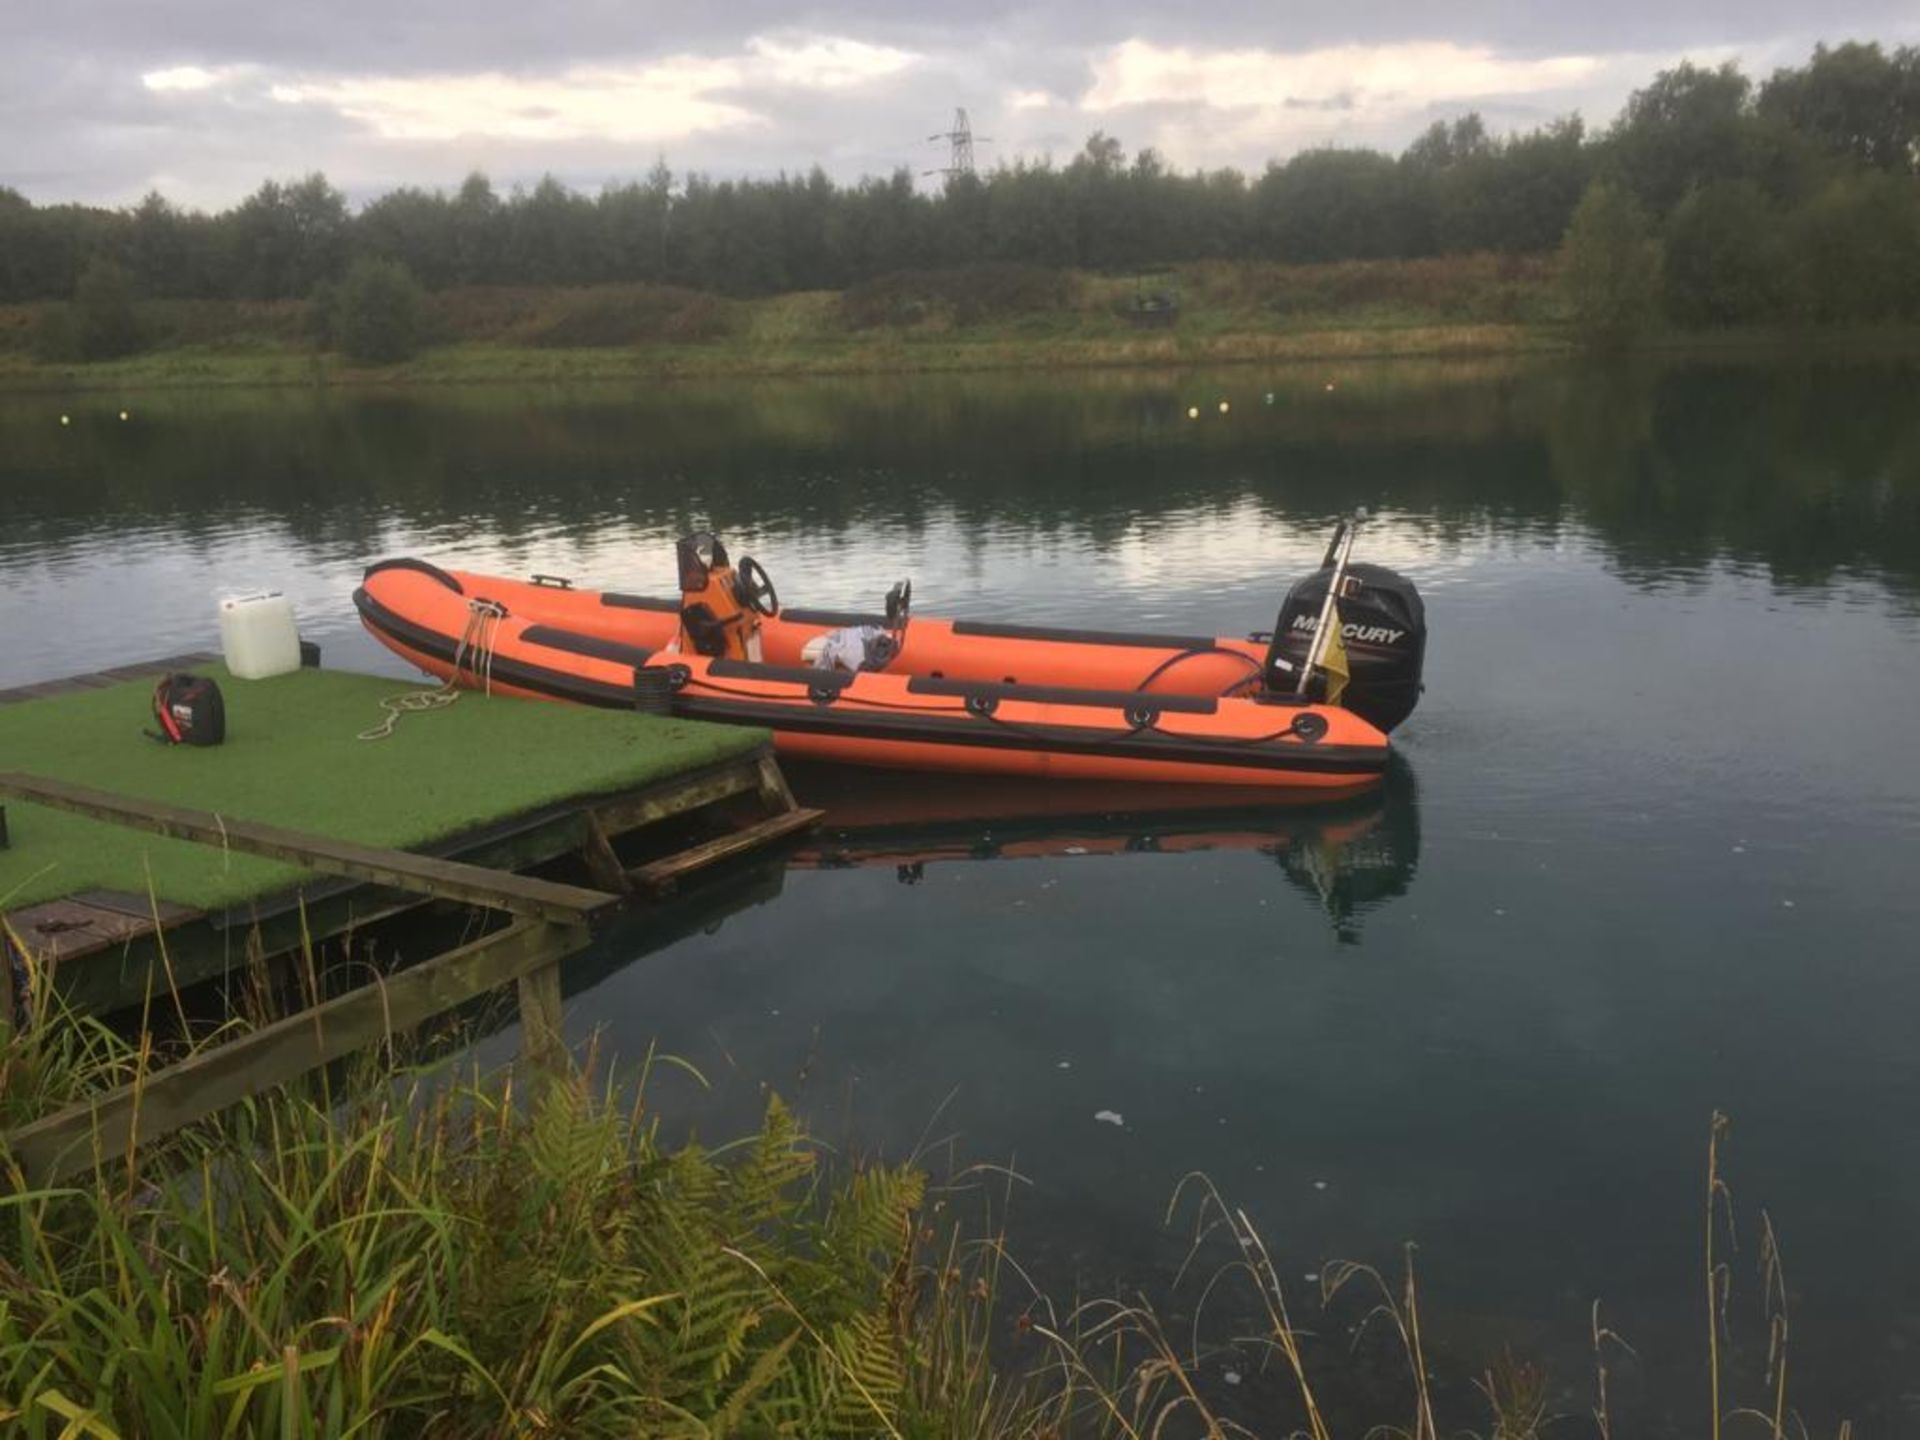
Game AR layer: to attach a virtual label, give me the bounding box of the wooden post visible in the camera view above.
[577,814,634,896]
[755,752,798,812]
[0,927,16,1033]
[517,961,567,1073]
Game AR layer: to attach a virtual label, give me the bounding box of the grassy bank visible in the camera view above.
[0,257,1576,392]
[0,324,1562,391]
[6,255,1919,392]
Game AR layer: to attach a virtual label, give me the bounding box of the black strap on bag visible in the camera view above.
[147,673,226,747]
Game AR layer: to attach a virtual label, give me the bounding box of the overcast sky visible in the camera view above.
[6,2,1917,210]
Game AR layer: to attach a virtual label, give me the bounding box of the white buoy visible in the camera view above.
[1217,400,1230,415]
[59,415,70,426]
[1186,405,1199,420]
[118,410,129,421]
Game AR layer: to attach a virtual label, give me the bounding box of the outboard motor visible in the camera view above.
[1264,560,1427,733]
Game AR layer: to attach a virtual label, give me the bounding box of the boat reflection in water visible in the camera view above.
[529,758,1419,1052]
[785,757,1420,941]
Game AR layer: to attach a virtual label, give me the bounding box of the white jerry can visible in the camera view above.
[219,593,302,679]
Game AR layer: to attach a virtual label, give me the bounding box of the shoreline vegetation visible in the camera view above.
[5,259,1920,394]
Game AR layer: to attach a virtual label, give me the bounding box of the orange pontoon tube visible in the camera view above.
[353,524,1425,791]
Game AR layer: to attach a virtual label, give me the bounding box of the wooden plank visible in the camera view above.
[0,681,73,706]
[587,755,768,835]
[0,652,218,707]
[3,918,589,1185]
[93,653,219,683]
[631,807,823,894]
[0,898,167,966]
[0,772,619,926]
[65,889,202,925]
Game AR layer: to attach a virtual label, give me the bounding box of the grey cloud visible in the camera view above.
[40,0,1918,71]
[5,1,1919,206]
[34,1,996,74]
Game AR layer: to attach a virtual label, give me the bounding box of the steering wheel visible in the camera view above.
[885,579,913,633]
[734,556,780,617]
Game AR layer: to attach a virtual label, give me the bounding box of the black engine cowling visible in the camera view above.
[1263,562,1426,732]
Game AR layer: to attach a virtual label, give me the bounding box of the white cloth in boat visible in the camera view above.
[803,626,899,672]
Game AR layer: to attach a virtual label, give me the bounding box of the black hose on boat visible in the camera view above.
[1130,646,1267,697]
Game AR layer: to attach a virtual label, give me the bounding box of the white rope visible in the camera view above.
[358,600,505,741]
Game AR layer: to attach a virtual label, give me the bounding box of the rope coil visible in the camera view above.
[358,600,506,741]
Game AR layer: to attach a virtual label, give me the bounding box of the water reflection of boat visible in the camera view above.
[509,757,1417,1029]
[1274,758,1420,941]
[785,758,1420,938]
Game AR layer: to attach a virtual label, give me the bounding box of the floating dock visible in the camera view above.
[0,654,817,1023]
[0,654,820,1180]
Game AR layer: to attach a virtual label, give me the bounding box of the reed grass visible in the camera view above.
[0,958,1865,1440]
[0,988,146,1131]
[0,1044,950,1437]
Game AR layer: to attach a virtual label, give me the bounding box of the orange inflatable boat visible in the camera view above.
[354,526,1425,792]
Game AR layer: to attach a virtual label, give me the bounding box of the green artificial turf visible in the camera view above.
[0,664,765,913]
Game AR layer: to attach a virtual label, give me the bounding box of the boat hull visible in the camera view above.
[354,560,1391,792]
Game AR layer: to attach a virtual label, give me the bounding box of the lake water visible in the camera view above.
[3,357,1917,1434]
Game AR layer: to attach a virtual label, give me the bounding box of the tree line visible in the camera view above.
[2,40,1915,331]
